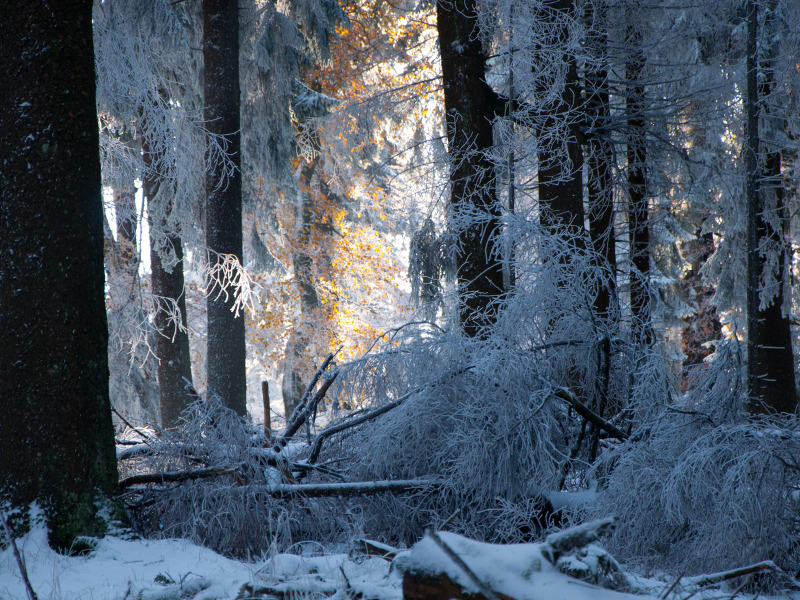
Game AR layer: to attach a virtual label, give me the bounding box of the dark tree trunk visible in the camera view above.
[584,1,616,320]
[626,25,652,346]
[142,147,195,427]
[140,96,195,428]
[436,0,505,338]
[151,233,194,427]
[745,0,796,414]
[536,0,585,237]
[204,0,247,416]
[0,0,119,549]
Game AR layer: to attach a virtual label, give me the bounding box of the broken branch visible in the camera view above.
[308,387,419,464]
[1,512,39,600]
[544,516,617,561]
[118,464,241,490]
[553,387,628,441]
[684,561,780,588]
[279,353,336,445]
[266,479,439,498]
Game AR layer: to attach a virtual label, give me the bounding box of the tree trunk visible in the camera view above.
[283,161,323,421]
[584,1,616,320]
[745,0,796,414]
[0,0,119,550]
[536,0,585,237]
[626,24,652,346]
[681,233,722,378]
[204,0,247,416]
[436,0,505,338]
[139,100,195,429]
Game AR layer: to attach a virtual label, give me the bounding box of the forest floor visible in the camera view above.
[2,515,799,600]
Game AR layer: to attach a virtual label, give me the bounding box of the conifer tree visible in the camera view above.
[204,0,247,416]
[744,0,796,413]
[436,0,505,337]
[0,0,119,548]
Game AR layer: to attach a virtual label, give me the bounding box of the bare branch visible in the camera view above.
[552,386,628,441]
[1,513,39,600]
[266,479,439,498]
[279,353,336,444]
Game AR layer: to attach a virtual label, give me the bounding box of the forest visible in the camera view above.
[2,0,800,598]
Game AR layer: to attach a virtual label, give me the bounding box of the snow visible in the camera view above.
[2,518,798,600]
[405,532,642,600]
[0,515,251,600]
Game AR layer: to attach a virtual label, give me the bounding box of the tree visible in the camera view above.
[204,0,247,416]
[744,0,796,413]
[584,0,616,321]
[535,0,585,237]
[625,19,652,346]
[436,0,505,337]
[0,0,119,549]
[142,121,195,428]
[93,0,205,427]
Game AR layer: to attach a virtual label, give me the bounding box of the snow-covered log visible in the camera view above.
[402,529,639,600]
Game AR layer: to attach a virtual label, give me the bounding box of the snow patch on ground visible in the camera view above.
[0,519,250,600]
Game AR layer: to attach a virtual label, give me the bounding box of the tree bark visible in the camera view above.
[745,0,796,414]
[584,1,616,320]
[536,0,585,238]
[626,24,652,346]
[0,0,119,550]
[436,0,505,338]
[139,100,195,429]
[204,0,247,416]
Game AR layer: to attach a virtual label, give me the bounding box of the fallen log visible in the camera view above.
[402,523,638,600]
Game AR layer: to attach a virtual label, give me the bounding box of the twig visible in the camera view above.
[1,513,39,600]
[307,365,476,464]
[425,530,501,600]
[308,388,418,464]
[110,404,156,446]
[659,571,684,599]
[440,509,461,530]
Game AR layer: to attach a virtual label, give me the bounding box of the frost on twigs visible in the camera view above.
[204,252,263,318]
[593,337,800,583]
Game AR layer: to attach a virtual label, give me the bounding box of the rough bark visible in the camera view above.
[745,0,796,414]
[204,0,247,416]
[536,0,585,237]
[584,1,616,319]
[139,105,195,429]
[436,0,505,337]
[625,24,652,346]
[0,0,119,549]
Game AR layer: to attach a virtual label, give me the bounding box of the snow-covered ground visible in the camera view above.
[3,515,799,600]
